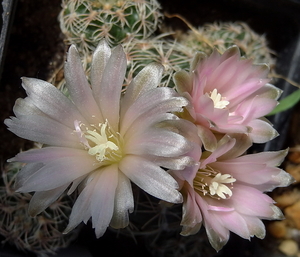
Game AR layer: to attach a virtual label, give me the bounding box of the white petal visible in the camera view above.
[21,77,87,128]
[123,112,180,141]
[28,184,69,216]
[13,97,44,117]
[121,63,164,116]
[97,45,127,130]
[5,115,79,148]
[91,165,118,237]
[91,40,112,101]
[110,172,134,229]
[15,163,44,190]
[121,87,188,135]
[125,128,192,157]
[119,155,182,203]
[64,165,119,237]
[17,155,97,192]
[10,147,88,163]
[65,45,103,123]
[64,178,95,234]
[146,155,196,171]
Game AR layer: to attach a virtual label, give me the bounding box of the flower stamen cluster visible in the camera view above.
[75,119,122,163]
[193,166,236,200]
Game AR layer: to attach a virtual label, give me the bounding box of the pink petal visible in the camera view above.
[229,185,278,218]
[235,149,288,166]
[247,118,278,143]
[242,216,266,239]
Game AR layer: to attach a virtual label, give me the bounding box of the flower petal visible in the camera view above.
[119,155,182,203]
[125,128,192,157]
[15,163,44,190]
[13,97,44,117]
[235,149,288,166]
[65,45,103,123]
[64,165,118,237]
[90,165,118,237]
[21,77,87,128]
[97,45,127,130]
[121,87,188,135]
[16,155,97,192]
[5,115,79,148]
[110,171,134,229]
[230,185,279,218]
[248,118,278,143]
[28,184,69,216]
[10,147,88,163]
[174,70,192,94]
[121,63,164,116]
[90,40,112,101]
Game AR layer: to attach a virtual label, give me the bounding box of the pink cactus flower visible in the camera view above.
[4,40,196,237]
[171,134,294,251]
[174,47,281,151]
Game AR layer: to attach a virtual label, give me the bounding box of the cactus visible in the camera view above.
[53,35,196,92]
[0,161,79,256]
[164,21,276,68]
[59,0,163,53]
[123,36,196,88]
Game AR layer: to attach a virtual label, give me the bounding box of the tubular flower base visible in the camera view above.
[174,46,282,151]
[4,40,195,238]
[171,134,294,251]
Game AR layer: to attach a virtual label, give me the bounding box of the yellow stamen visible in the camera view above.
[209,89,229,109]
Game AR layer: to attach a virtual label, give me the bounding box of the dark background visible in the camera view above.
[1,0,300,256]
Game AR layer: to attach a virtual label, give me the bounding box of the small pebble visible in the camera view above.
[288,151,300,164]
[286,164,300,183]
[278,239,298,256]
[274,189,300,209]
[268,221,287,239]
[285,201,300,230]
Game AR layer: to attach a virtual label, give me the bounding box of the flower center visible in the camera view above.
[74,120,123,164]
[193,166,236,199]
[208,89,229,109]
